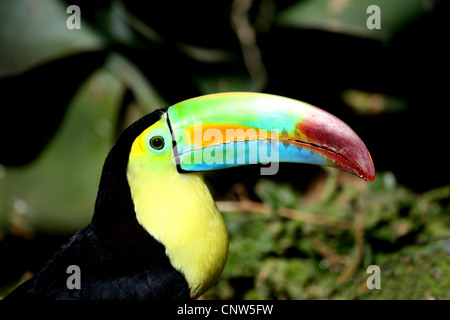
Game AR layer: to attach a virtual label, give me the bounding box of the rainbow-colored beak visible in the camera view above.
[167,92,374,182]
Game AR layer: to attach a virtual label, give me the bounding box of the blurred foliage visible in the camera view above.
[203,171,450,299]
[276,0,439,42]
[1,0,449,299]
[0,0,105,77]
[0,55,164,234]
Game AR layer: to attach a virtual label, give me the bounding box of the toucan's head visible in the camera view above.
[95,92,374,299]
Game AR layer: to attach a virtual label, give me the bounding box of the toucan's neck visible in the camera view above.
[126,158,229,298]
[91,148,138,239]
[91,110,166,243]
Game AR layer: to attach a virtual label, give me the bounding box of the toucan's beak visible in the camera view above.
[167,92,375,182]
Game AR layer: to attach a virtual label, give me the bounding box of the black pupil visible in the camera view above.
[150,136,164,150]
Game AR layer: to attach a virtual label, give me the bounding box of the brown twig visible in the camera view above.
[308,238,350,267]
[230,0,268,91]
[277,207,354,230]
[216,200,354,230]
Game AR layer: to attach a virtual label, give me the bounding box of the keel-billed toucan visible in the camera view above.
[5,92,374,300]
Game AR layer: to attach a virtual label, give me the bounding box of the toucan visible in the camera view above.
[4,92,374,300]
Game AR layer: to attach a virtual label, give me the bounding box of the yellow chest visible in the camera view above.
[127,163,228,298]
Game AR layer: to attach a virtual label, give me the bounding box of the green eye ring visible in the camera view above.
[149,136,165,150]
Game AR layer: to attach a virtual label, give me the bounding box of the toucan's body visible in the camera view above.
[5,93,374,300]
[6,224,190,299]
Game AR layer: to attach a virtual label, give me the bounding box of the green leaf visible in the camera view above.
[0,68,124,234]
[276,0,439,42]
[255,179,301,209]
[105,53,168,116]
[0,0,106,78]
[254,257,314,299]
[223,212,277,278]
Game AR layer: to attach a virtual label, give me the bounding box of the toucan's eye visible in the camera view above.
[149,136,165,150]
